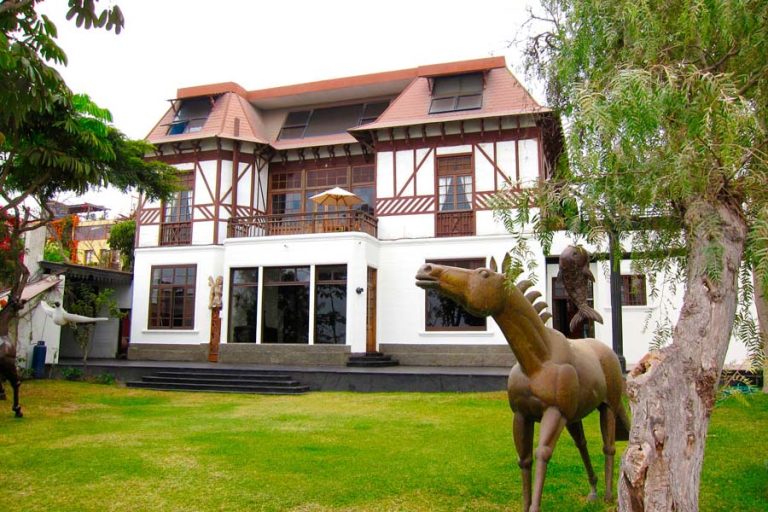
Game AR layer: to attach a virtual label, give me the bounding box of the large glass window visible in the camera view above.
[315,265,347,344]
[228,269,259,343]
[269,165,376,215]
[163,172,194,223]
[437,156,473,211]
[148,265,196,329]
[262,266,310,343]
[425,258,486,331]
[429,73,484,114]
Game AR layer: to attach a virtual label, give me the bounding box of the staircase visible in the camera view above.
[346,352,399,368]
[125,368,310,395]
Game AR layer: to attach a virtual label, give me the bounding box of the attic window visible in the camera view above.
[278,101,390,140]
[429,73,484,114]
[167,98,213,135]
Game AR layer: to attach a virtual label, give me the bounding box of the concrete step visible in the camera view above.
[126,380,309,394]
[125,368,310,395]
[346,352,399,367]
[141,375,304,387]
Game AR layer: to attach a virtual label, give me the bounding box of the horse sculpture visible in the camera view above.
[415,256,629,512]
[0,336,22,418]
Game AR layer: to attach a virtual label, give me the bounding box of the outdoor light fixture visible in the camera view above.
[356,287,364,294]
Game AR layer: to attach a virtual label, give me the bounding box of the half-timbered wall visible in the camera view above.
[374,118,542,240]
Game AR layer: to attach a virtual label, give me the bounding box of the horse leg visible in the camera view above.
[530,407,566,512]
[513,412,534,511]
[598,404,616,502]
[0,379,6,400]
[566,420,598,501]
[11,376,21,418]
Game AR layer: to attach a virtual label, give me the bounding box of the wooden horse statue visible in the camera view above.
[0,336,23,418]
[415,256,629,512]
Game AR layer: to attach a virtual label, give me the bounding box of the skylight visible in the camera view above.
[278,101,389,140]
[167,98,213,135]
[429,73,484,114]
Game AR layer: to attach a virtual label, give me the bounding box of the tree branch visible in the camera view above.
[0,170,52,215]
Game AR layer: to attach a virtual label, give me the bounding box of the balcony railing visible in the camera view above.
[159,221,192,246]
[436,210,475,237]
[228,211,377,239]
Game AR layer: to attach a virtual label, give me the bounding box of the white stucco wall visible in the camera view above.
[131,245,225,346]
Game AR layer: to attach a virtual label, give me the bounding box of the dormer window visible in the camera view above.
[429,73,484,114]
[167,98,213,135]
[278,101,390,140]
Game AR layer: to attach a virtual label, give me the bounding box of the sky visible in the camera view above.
[38,0,544,215]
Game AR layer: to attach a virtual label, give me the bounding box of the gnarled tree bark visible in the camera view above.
[619,199,747,511]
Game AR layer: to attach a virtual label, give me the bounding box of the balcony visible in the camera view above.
[228,211,377,239]
[159,222,192,246]
[436,210,475,237]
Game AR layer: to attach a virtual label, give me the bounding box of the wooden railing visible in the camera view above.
[436,210,475,237]
[228,211,377,239]
[159,221,192,246]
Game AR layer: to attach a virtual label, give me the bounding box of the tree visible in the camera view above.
[63,281,121,369]
[0,1,178,339]
[107,218,135,270]
[499,1,768,510]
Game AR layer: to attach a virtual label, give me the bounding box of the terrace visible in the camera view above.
[227,210,377,238]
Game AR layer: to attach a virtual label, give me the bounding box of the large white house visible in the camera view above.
[129,57,743,368]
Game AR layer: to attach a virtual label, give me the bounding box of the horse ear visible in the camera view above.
[501,252,512,274]
[489,257,498,273]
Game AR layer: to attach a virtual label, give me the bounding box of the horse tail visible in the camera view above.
[569,304,604,333]
[614,401,631,441]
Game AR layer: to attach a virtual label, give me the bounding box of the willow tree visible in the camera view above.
[501,1,768,510]
[0,1,177,338]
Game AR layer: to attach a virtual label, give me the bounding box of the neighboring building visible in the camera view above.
[128,57,741,367]
[74,218,123,270]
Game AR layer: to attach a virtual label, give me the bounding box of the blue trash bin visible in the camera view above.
[32,341,47,379]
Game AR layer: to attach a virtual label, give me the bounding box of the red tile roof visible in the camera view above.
[148,57,549,148]
[352,67,547,132]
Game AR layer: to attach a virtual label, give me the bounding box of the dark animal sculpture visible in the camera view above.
[415,256,629,512]
[0,336,23,418]
[558,245,603,333]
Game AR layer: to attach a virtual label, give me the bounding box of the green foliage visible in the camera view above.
[42,240,67,262]
[91,371,115,385]
[63,283,123,365]
[107,218,135,269]
[58,366,83,381]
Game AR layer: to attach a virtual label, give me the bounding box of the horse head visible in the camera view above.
[415,260,509,318]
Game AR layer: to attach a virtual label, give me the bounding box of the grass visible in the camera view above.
[0,382,765,511]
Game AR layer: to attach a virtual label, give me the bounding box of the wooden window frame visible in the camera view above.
[429,73,484,114]
[435,154,475,237]
[148,264,197,330]
[621,274,648,306]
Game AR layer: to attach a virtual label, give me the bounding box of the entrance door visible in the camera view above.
[366,267,377,353]
[117,309,131,359]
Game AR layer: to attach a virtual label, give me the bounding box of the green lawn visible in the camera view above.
[0,381,765,511]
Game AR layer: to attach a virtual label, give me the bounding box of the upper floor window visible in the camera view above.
[429,73,484,114]
[437,155,473,211]
[278,101,390,140]
[160,171,194,246]
[270,165,376,215]
[167,98,213,135]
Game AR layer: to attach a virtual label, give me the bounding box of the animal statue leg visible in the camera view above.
[598,404,616,502]
[513,412,534,511]
[566,420,598,501]
[11,378,21,418]
[0,380,6,400]
[530,407,566,512]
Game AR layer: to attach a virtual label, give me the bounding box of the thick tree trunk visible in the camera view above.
[753,274,768,393]
[618,200,746,511]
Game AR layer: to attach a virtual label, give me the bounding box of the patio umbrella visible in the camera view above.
[309,187,363,208]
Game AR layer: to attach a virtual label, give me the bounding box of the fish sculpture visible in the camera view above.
[558,245,603,333]
[41,301,108,326]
